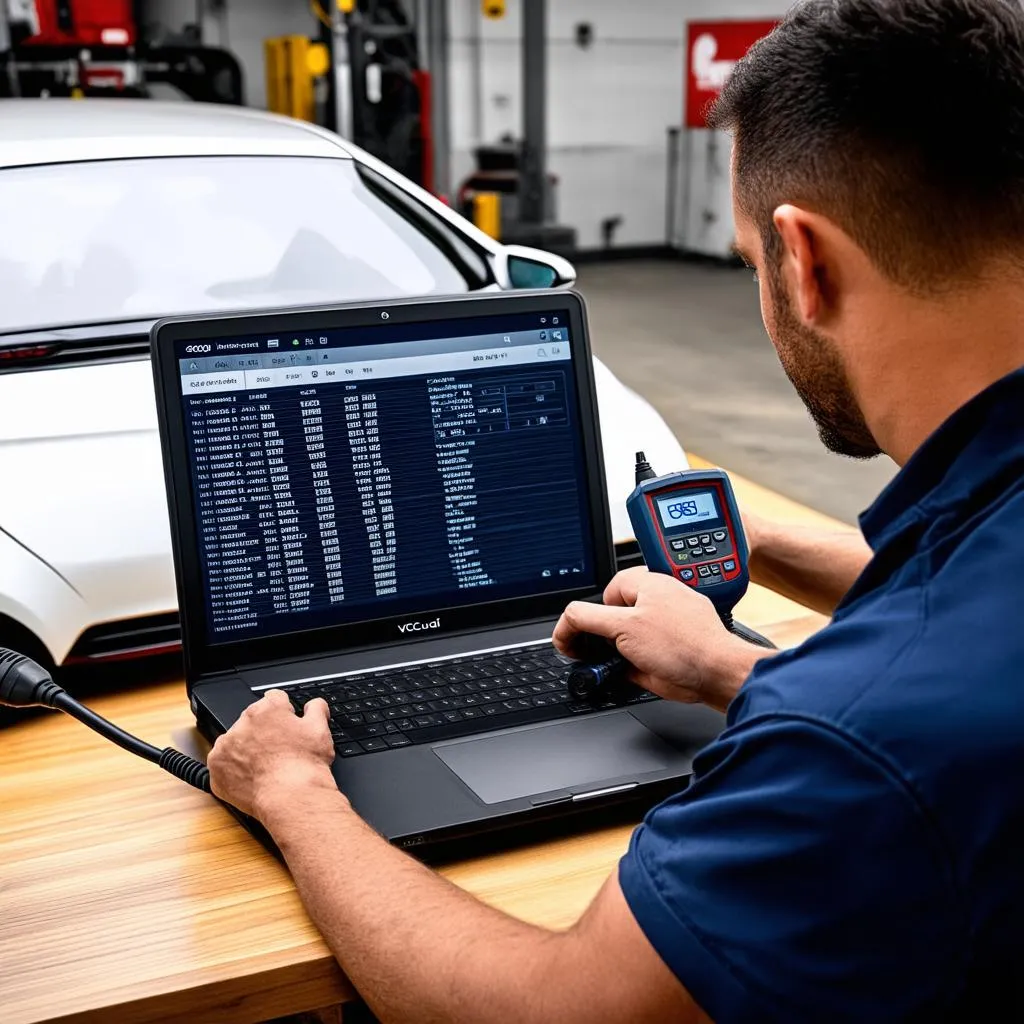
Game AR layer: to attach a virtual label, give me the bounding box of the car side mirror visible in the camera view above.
[502,245,576,289]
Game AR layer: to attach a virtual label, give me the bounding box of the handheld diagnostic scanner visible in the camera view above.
[563,454,755,704]
[626,453,750,622]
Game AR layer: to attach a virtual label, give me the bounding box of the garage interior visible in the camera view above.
[0,0,895,525]
[0,3,919,1021]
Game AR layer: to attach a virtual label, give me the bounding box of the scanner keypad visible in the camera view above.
[669,527,737,586]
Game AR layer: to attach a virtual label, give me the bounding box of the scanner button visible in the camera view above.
[698,566,712,578]
[724,560,737,572]
[713,530,728,542]
[687,537,702,548]
[700,534,712,544]
[681,568,695,581]
[703,545,717,555]
[710,563,722,575]
[671,539,688,551]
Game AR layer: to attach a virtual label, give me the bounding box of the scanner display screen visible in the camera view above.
[657,490,721,530]
[174,309,597,643]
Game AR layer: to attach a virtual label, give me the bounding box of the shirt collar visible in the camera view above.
[859,365,1024,551]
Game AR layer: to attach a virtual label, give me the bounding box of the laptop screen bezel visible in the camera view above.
[150,291,616,688]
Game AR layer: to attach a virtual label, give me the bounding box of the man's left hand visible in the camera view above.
[207,690,338,819]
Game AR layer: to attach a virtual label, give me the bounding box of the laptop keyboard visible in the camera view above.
[285,644,659,757]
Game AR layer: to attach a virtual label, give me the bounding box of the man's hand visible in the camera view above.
[553,567,774,712]
[207,690,338,819]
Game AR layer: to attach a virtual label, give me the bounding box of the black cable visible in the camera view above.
[729,619,778,651]
[52,691,163,762]
[0,648,211,793]
[634,451,657,485]
[157,748,212,792]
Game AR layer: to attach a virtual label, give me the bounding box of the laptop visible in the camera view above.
[151,291,724,854]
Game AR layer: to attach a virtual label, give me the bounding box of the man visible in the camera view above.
[207,1,1024,1019]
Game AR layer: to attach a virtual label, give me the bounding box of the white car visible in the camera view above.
[0,100,687,668]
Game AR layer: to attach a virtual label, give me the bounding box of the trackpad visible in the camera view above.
[433,714,675,805]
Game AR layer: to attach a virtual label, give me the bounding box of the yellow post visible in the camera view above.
[264,37,285,115]
[265,35,326,124]
[473,192,502,239]
[288,36,315,123]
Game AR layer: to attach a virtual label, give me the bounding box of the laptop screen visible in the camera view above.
[174,308,597,644]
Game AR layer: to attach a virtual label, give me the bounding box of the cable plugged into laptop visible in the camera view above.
[0,648,212,793]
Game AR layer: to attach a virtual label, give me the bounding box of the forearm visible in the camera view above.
[212,693,696,1021]
[696,636,779,711]
[260,783,672,1024]
[262,783,538,1022]
[748,520,871,616]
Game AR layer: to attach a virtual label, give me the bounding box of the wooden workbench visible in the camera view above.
[0,465,843,1024]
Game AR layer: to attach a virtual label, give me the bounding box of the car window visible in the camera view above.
[0,156,487,332]
[356,164,492,288]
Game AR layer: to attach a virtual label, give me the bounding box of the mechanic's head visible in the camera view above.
[710,0,1024,459]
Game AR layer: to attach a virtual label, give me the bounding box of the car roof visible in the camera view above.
[0,100,355,168]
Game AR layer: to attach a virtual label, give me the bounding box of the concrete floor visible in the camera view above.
[577,261,898,526]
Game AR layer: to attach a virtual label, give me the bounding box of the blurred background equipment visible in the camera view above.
[457,0,575,255]
[456,139,558,242]
[0,0,244,101]
[266,0,432,188]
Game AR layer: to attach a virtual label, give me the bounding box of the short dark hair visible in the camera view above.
[709,0,1024,291]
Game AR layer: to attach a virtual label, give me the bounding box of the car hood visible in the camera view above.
[0,357,687,617]
[0,359,176,617]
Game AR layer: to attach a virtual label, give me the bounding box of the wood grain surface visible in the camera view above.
[0,461,842,1024]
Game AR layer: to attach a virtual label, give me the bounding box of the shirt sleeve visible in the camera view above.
[619,714,962,1024]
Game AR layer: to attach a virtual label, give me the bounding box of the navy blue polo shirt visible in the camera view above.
[619,367,1024,1023]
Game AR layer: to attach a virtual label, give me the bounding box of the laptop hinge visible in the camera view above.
[233,613,560,679]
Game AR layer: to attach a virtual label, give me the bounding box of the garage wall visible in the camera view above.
[449,0,687,250]
[448,0,785,252]
[145,0,783,253]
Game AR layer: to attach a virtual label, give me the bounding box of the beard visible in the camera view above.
[766,263,882,459]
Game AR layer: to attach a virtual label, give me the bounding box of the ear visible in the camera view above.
[772,204,834,326]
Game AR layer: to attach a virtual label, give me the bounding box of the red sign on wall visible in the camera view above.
[686,20,780,129]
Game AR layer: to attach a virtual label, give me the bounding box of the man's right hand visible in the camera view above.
[552,567,776,713]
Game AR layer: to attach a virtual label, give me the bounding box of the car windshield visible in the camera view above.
[0,156,482,333]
